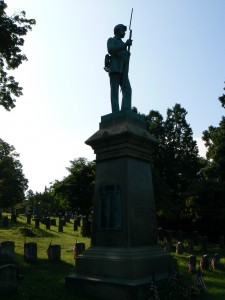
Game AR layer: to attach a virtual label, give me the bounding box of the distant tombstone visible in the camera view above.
[187,255,196,273]
[76,216,81,227]
[81,217,91,237]
[47,244,61,262]
[73,220,78,231]
[45,217,51,230]
[3,216,8,227]
[164,242,172,253]
[15,209,19,217]
[0,264,19,293]
[214,253,221,263]
[65,214,70,223]
[11,213,17,223]
[50,219,57,226]
[34,218,40,229]
[176,241,184,254]
[24,242,37,263]
[33,203,42,220]
[58,220,64,233]
[0,241,15,263]
[26,214,31,225]
[219,235,224,248]
[73,242,85,258]
[201,236,208,254]
[187,240,194,254]
[200,254,209,270]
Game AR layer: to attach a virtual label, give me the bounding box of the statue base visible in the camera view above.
[65,110,176,300]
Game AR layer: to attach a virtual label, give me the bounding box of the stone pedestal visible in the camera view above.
[65,111,176,300]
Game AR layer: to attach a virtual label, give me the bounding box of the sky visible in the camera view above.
[1,0,225,193]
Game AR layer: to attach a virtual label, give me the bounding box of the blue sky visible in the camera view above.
[1,0,225,192]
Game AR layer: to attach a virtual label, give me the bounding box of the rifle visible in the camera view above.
[127,8,133,53]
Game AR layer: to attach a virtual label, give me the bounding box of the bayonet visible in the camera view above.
[128,8,133,52]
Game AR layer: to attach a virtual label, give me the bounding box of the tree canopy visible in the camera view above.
[0,138,28,208]
[50,158,95,215]
[0,1,35,110]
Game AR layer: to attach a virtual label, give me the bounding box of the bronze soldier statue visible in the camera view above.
[105,23,133,113]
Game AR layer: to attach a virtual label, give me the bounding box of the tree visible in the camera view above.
[51,158,95,215]
[202,117,225,181]
[146,104,201,227]
[0,1,36,110]
[218,82,225,108]
[0,138,28,208]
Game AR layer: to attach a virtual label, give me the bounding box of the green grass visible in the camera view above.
[0,214,225,299]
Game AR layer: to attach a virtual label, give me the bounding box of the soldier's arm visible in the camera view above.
[107,38,127,55]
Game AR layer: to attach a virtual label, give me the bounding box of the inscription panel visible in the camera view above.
[99,185,121,230]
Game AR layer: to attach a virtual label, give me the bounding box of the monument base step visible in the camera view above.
[65,273,157,300]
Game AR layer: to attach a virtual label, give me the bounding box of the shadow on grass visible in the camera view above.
[2,252,90,300]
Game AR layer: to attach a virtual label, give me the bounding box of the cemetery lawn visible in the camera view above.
[0,214,224,300]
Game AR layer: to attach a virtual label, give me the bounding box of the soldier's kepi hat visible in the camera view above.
[114,24,127,35]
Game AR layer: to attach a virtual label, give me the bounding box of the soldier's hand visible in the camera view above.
[126,39,132,46]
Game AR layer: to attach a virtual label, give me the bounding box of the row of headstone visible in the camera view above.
[0,240,86,264]
[187,253,221,273]
[165,239,207,255]
[159,228,225,249]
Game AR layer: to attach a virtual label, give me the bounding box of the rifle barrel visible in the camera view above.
[129,8,133,30]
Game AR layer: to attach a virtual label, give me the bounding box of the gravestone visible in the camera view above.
[187,240,194,254]
[73,220,78,231]
[47,244,61,262]
[65,111,176,299]
[45,217,51,230]
[26,214,31,225]
[214,253,220,263]
[24,242,37,263]
[33,203,42,220]
[200,254,209,270]
[3,216,8,227]
[50,218,57,226]
[176,241,184,254]
[81,217,91,237]
[58,220,64,233]
[34,218,40,229]
[76,216,81,227]
[73,242,85,258]
[11,213,17,223]
[0,264,19,293]
[187,255,196,273]
[65,213,70,223]
[0,241,15,263]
